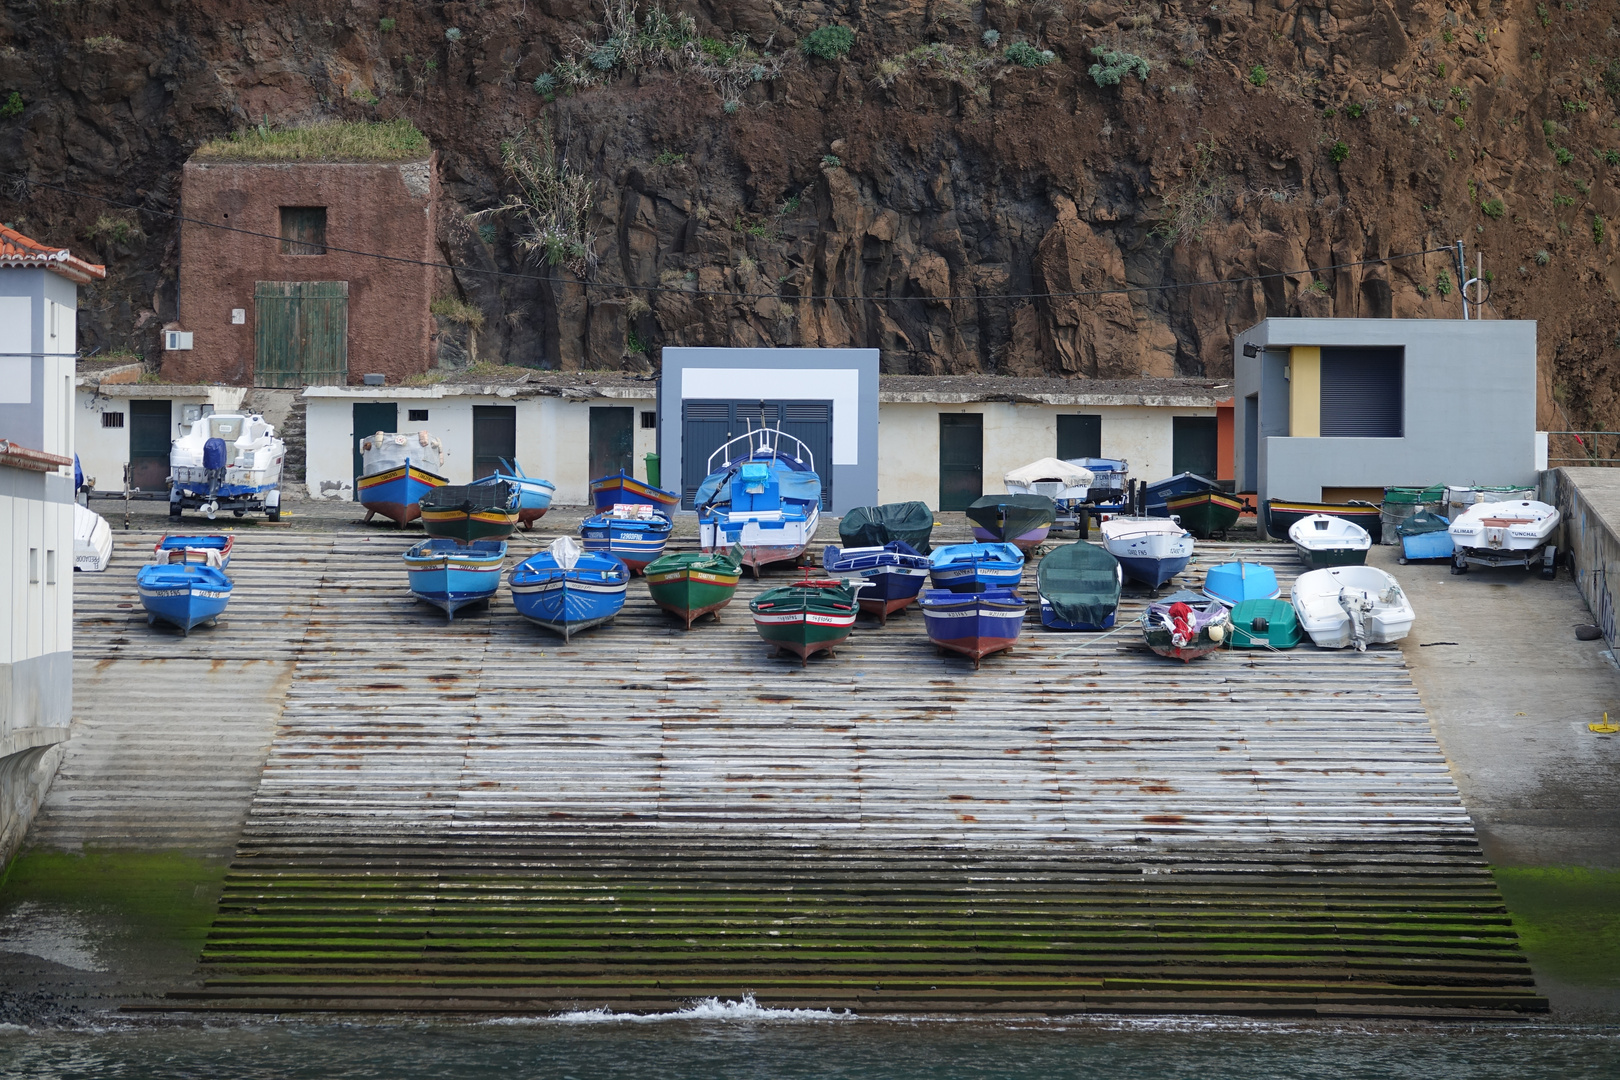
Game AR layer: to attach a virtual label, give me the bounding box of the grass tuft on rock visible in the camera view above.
[194,118,429,162]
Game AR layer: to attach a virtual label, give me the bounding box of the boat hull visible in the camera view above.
[509,574,628,641]
[1116,555,1191,590]
[853,569,928,623]
[920,590,1027,668]
[136,567,232,635]
[1039,597,1115,631]
[750,609,858,662]
[581,517,673,574]
[970,523,1051,552]
[928,563,1024,593]
[1164,490,1243,539]
[701,506,819,575]
[1266,500,1384,543]
[591,471,679,513]
[358,463,448,526]
[403,540,505,620]
[1100,521,1196,590]
[645,565,742,629]
[420,507,520,544]
[1294,543,1370,569]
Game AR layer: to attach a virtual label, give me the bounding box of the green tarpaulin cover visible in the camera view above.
[1036,541,1121,628]
[1397,510,1451,536]
[839,501,935,554]
[966,494,1057,541]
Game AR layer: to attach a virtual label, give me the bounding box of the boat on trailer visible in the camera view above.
[1142,591,1231,662]
[1099,517,1194,591]
[168,411,285,522]
[749,578,863,665]
[644,546,745,630]
[356,430,448,526]
[1002,458,1094,504]
[136,561,233,635]
[696,427,823,577]
[419,482,520,544]
[472,457,555,530]
[402,538,506,621]
[927,542,1025,594]
[1289,514,1372,569]
[580,503,674,574]
[822,541,932,625]
[966,494,1059,552]
[1448,500,1561,578]
[509,536,629,642]
[920,587,1028,668]
[1291,566,1415,651]
[1036,541,1122,631]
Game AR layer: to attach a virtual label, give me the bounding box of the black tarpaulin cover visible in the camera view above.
[839,501,935,554]
[1037,541,1122,628]
[966,494,1058,541]
[420,481,512,514]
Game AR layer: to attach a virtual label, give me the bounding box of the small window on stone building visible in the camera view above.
[640,411,657,429]
[102,411,125,428]
[280,207,328,255]
[409,409,429,422]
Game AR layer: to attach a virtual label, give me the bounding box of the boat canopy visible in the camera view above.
[838,501,934,552]
[965,494,1058,541]
[1004,458,1094,488]
[694,459,821,510]
[1036,542,1122,628]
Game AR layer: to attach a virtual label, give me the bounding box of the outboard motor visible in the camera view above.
[202,437,228,471]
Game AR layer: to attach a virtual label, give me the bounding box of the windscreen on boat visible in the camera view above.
[1036,541,1122,627]
[838,501,935,553]
[965,494,1058,540]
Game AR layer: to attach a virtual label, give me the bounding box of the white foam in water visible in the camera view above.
[492,994,852,1025]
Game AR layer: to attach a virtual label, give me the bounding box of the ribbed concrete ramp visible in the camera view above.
[82,531,1540,1016]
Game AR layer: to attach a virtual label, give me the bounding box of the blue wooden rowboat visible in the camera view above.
[919,587,1028,668]
[136,561,233,635]
[471,458,555,530]
[402,538,506,621]
[821,541,931,625]
[580,505,674,574]
[590,470,679,514]
[153,533,233,567]
[927,542,1025,594]
[1202,561,1280,607]
[509,537,629,642]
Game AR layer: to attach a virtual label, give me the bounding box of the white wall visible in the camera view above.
[74,387,246,492]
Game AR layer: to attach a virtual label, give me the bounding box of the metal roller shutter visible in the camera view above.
[1321,347,1403,437]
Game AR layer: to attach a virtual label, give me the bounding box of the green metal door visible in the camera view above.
[255,281,349,387]
[352,402,398,500]
[938,413,983,512]
[129,399,171,491]
[589,406,634,482]
[1172,416,1219,478]
[472,405,516,480]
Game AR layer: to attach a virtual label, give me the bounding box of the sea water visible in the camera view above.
[2,1000,1617,1080]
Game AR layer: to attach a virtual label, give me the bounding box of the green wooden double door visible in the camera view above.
[255,281,348,387]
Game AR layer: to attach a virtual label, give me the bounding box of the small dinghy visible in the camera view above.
[136,561,232,635]
[73,504,112,572]
[1036,541,1122,631]
[1265,499,1383,543]
[1289,514,1372,569]
[509,536,629,641]
[472,457,555,530]
[1202,561,1280,607]
[580,503,674,574]
[420,482,520,544]
[153,533,234,567]
[749,578,863,665]
[402,538,506,621]
[1003,458,1094,503]
[1100,517,1194,590]
[1290,566,1415,651]
[1227,598,1303,649]
[1397,511,1454,565]
[966,494,1059,552]
[928,542,1025,594]
[822,541,931,624]
[644,546,744,630]
[919,587,1028,668]
[1142,592,1230,662]
[356,430,447,526]
[838,501,934,554]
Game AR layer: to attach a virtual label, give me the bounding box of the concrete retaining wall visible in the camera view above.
[1551,467,1620,646]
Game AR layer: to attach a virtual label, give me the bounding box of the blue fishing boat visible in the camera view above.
[1202,561,1280,607]
[1144,472,1222,517]
[472,457,555,530]
[590,470,680,514]
[821,541,932,625]
[919,587,1028,668]
[927,542,1025,593]
[580,505,674,574]
[509,537,629,642]
[402,538,506,621]
[153,533,233,567]
[357,430,448,527]
[136,561,233,635]
[695,428,823,576]
[1036,541,1123,631]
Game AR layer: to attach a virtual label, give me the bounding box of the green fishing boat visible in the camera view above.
[749,578,862,665]
[1227,597,1303,649]
[1164,489,1245,539]
[644,546,744,630]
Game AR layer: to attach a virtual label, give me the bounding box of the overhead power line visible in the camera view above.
[8,171,1451,305]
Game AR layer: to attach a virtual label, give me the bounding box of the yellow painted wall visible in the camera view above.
[1288,346,1320,437]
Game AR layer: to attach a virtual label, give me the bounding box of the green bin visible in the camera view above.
[644,452,661,489]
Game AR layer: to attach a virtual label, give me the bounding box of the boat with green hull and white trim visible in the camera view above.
[749,578,863,664]
[644,546,745,630]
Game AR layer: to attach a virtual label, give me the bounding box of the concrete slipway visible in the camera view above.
[3,505,1616,1020]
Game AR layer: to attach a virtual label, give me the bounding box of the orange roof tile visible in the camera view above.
[0,223,107,284]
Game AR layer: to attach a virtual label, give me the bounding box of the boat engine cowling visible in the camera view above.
[202,437,228,471]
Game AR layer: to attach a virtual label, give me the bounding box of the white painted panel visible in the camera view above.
[0,296,33,403]
[680,367,860,464]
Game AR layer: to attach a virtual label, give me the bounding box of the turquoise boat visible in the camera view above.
[402,538,506,621]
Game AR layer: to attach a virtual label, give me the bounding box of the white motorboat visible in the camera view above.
[73,503,112,572]
[1099,516,1194,590]
[1288,514,1372,569]
[1290,565,1415,651]
[1004,457,1094,502]
[1448,500,1560,553]
[169,412,286,520]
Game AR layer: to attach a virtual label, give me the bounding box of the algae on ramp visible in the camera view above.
[1492,867,1620,989]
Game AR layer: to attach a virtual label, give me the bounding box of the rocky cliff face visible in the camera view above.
[3,0,1618,432]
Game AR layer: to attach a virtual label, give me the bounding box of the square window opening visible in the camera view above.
[280,207,328,255]
[640,410,657,429]
[408,409,430,422]
[102,411,125,428]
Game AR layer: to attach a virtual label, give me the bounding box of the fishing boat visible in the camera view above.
[1142,592,1231,662]
[927,542,1025,594]
[1265,498,1384,543]
[1227,598,1303,649]
[590,469,680,514]
[644,546,744,629]
[508,536,629,642]
[1289,514,1372,569]
[749,578,863,665]
[1448,500,1561,575]
[472,457,555,529]
[402,538,505,621]
[1396,511,1454,565]
[1144,472,1222,517]
[1202,561,1280,607]
[1036,541,1122,631]
[356,430,447,526]
[1164,489,1245,539]
[838,501,934,554]
[419,482,520,544]
[1003,458,1094,503]
[1291,566,1415,651]
[152,533,233,567]
[580,503,674,574]
[1099,517,1194,590]
[822,541,932,625]
[168,411,285,521]
[136,561,233,635]
[696,428,823,576]
[919,587,1028,668]
[73,504,112,572]
[966,494,1059,552]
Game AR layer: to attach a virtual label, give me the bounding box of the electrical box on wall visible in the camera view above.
[164,330,194,351]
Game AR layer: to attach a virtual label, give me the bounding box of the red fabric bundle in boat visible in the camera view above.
[1168,602,1195,647]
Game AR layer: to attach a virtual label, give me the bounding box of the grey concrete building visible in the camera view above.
[1234,318,1539,535]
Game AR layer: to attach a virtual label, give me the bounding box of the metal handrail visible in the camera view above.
[705,422,816,475]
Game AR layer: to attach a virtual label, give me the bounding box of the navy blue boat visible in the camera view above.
[822,541,931,625]
[136,562,233,635]
[919,587,1028,668]
[1144,472,1222,517]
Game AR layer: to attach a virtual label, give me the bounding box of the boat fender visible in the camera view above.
[1207,623,1225,643]
[1251,616,1269,632]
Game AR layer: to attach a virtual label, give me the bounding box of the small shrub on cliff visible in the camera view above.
[378,17,395,32]
[478,123,598,277]
[1248,65,1267,87]
[1328,140,1349,164]
[1088,47,1148,87]
[1481,197,1505,219]
[1555,146,1574,165]
[802,25,855,60]
[821,154,842,168]
[981,30,1000,47]
[445,27,462,43]
[0,91,22,120]
[87,213,144,248]
[1535,249,1551,266]
[1604,149,1620,166]
[533,73,557,96]
[1435,269,1453,298]
[1346,102,1364,118]
[1006,42,1055,69]
[430,296,485,331]
[1596,216,1607,245]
